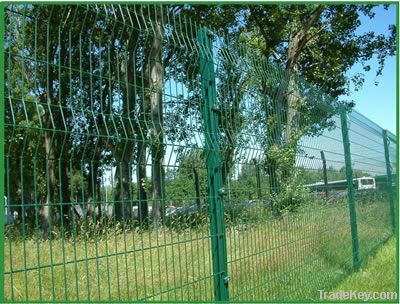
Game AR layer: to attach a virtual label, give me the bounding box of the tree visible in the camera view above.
[5,4,396,233]
[148,7,165,225]
[13,5,80,236]
[178,4,396,212]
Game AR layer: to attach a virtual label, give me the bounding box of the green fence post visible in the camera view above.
[382,129,396,233]
[320,150,328,198]
[255,162,262,200]
[340,109,361,272]
[197,27,229,301]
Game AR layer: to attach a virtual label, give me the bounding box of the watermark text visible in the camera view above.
[319,290,398,301]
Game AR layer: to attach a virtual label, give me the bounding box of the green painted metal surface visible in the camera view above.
[198,27,229,301]
[383,129,396,233]
[340,109,360,272]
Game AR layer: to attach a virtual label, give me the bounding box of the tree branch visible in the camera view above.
[304,5,325,32]
[286,5,325,70]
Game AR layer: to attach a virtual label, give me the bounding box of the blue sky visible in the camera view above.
[343,5,397,134]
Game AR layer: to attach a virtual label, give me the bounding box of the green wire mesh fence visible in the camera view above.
[3,4,397,302]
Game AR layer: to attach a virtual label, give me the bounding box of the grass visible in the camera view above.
[333,237,397,292]
[4,193,394,302]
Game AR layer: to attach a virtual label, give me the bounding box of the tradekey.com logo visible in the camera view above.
[319,290,398,301]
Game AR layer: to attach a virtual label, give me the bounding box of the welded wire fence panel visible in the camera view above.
[3,4,397,303]
[388,133,397,175]
[4,4,215,302]
[346,111,394,263]
[211,39,355,300]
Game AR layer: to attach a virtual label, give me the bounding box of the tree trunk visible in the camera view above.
[86,161,100,219]
[60,160,71,223]
[284,71,300,144]
[282,26,306,181]
[135,41,149,225]
[149,11,165,226]
[114,160,132,221]
[113,31,141,223]
[42,125,56,238]
[264,83,284,193]
[262,82,284,216]
[260,6,324,200]
[136,140,148,224]
[96,172,102,218]
[221,145,234,186]
[282,70,300,181]
[284,5,324,144]
[41,65,56,238]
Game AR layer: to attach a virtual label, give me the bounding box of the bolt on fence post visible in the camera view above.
[382,129,396,233]
[340,108,361,272]
[197,27,229,301]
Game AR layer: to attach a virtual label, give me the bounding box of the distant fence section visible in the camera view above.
[3,4,397,302]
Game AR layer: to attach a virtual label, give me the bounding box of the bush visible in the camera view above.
[271,174,312,214]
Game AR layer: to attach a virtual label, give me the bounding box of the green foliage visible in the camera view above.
[6,4,395,215]
[165,152,208,206]
[270,172,312,213]
[69,170,86,189]
[179,5,395,207]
